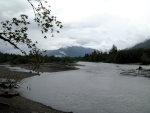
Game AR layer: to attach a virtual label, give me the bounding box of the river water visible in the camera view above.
[17,62,150,113]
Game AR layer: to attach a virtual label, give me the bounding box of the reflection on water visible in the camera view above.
[17,62,150,113]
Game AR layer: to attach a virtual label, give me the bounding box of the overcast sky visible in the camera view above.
[1,0,150,53]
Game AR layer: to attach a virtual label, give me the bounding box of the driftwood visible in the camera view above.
[0,81,18,89]
[0,91,19,98]
[0,102,9,107]
[120,68,150,78]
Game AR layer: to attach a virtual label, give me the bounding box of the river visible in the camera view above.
[17,62,150,113]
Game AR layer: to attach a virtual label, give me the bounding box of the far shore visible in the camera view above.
[0,62,77,113]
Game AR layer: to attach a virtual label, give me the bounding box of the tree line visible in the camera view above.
[1,45,150,65]
[82,45,150,65]
[0,52,74,65]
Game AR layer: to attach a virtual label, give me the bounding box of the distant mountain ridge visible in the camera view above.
[131,39,150,49]
[43,46,95,57]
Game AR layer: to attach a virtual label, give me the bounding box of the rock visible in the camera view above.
[136,66,143,70]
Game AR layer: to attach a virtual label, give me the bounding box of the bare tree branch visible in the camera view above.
[0,34,19,49]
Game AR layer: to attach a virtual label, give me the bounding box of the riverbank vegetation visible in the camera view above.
[0,52,75,64]
[1,45,150,65]
[82,45,150,65]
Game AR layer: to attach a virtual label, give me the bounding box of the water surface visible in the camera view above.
[17,62,150,113]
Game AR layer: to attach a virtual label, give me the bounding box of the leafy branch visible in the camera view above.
[0,0,63,73]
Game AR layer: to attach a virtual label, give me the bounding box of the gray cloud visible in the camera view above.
[1,0,150,53]
[59,14,150,50]
[0,0,31,20]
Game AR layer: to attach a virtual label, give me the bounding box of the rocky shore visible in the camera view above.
[120,67,150,78]
[0,63,77,113]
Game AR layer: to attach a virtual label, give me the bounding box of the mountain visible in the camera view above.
[131,39,150,49]
[43,46,95,57]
